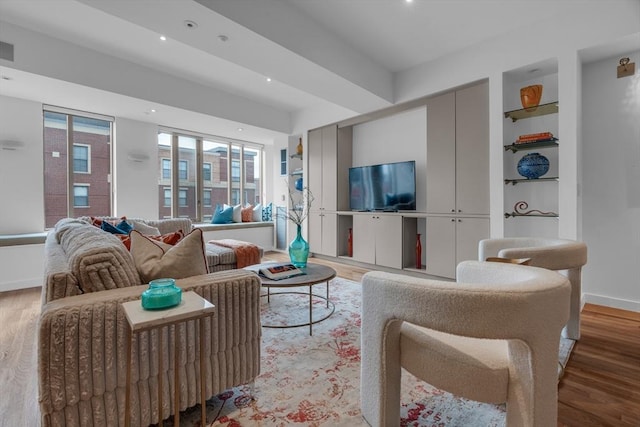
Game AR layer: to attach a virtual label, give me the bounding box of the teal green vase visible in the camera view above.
[289,224,309,268]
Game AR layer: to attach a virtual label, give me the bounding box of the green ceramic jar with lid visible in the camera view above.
[141,278,182,310]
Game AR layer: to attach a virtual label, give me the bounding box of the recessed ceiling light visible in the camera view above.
[237,127,243,132]
[160,35,167,41]
[218,35,229,42]
[266,77,272,83]
[184,20,198,29]
[406,0,414,3]
[151,109,156,113]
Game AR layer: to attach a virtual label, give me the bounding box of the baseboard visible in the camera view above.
[0,278,41,293]
[583,293,640,313]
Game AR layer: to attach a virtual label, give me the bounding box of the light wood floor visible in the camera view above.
[1,252,638,427]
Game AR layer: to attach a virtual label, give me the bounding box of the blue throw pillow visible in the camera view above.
[116,218,133,234]
[212,204,234,224]
[262,202,273,221]
[101,220,128,235]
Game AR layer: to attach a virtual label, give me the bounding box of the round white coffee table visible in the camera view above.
[245,262,336,335]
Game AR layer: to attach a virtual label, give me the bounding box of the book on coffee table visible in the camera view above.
[259,263,305,280]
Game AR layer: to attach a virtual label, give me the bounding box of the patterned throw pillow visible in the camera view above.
[262,203,273,221]
[130,229,208,282]
[241,205,254,222]
[212,204,234,224]
[115,230,184,251]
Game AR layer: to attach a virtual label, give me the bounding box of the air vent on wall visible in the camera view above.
[0,41,15,62]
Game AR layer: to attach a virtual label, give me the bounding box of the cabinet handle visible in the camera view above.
[458,219,462,222]
[450,218,455,222]
[451,209,455,213]
[458,209,462,213]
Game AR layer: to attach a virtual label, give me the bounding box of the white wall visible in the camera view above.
[581,49,640,311]
[352,107,427,212]
[0,95,44,234]
[113,118,160,219]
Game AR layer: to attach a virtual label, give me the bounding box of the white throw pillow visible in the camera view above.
[224,204,242,223]
[252,203,263,222]
[130,220,161,236]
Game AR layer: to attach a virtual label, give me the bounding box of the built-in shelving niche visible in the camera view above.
[502,59,560,239]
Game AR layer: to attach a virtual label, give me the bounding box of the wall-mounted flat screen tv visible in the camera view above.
[349,160,416,211]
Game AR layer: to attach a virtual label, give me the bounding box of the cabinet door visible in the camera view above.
[308,128,323,204]
[352,215,376,264]
[375,215,403,269]
[308,211,323,254]
[321,125,338,211]
[455,217,489,265]
[426,92,456,214]
[425,216,456,279]
[456,82,489,214]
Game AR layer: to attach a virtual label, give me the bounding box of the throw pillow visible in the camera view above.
[212,204,234,224]
[101,220,128,235]
[115,230,184,251]
[130,229,208,283]
[252,203,263,222]
[130,220,161,236]
[225,203,242,223]
[262,202,273,221]
[241,204,254,222]
[116,218,133,234]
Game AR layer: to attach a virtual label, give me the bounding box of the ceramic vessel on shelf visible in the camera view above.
[289,224,309,268]
[517,152,549,179]
[141,278,182,310]
[520,84,543,111]
[296,137,303,156]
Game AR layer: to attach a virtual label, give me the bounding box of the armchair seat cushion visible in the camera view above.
[400,324,509,403]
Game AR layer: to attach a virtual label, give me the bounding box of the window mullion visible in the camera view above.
[66,115,74,217]
[171,134,179,217]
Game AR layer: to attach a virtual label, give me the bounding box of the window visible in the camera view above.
[203,162,212,181]
[73,185,89,207]
[158,130,263,222]
[280,149,287,175]
[162,159,171,179]
[179,189,187,207]
[179,160,188,180]
[43,108,113,228]
[73,144,90,173]
[231,160,240,182]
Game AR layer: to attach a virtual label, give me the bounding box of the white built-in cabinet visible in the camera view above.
[424,217,489,278]
[352,214,402,269]
[426,82,490,215]
[306,82,488,279]
[307,125,352,257]
[422,81,490,278]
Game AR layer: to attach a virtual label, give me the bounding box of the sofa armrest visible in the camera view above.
[38,270,262,427]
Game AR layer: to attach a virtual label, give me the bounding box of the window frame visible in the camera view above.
[73,184,90,208]
[73,144,91,174]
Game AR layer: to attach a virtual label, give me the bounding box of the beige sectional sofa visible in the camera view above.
[39,217,262,426]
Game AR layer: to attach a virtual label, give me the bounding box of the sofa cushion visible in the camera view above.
[55,219,142,293]
[130,220,161,236]
[241,205,254,222]
[130,229,208,283]
[252,203,263,222]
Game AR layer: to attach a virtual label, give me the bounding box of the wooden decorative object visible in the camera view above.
[520,84,543,110]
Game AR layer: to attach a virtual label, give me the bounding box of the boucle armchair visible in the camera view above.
[479,237,587,340]
[361,261,571,427]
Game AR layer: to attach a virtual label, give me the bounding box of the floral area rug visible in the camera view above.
[174,277,574,427]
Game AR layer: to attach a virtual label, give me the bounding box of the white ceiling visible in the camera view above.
[0,0,636,144]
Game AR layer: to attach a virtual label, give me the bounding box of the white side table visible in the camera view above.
[121,291,215,427]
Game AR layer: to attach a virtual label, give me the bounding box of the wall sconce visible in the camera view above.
[1,140,24,150]
[617,57,635,78]
[127,151,150,162]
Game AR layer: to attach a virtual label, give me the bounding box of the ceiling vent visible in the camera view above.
[0,41,15,62]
